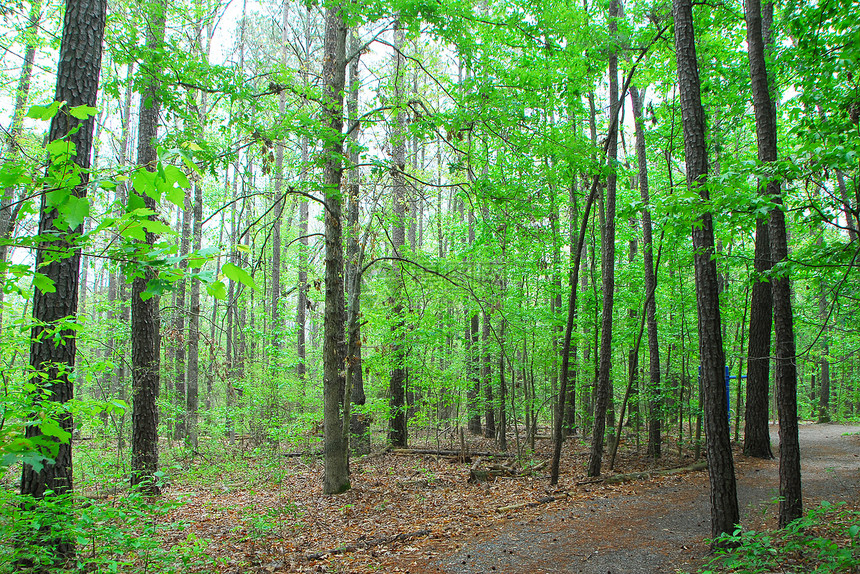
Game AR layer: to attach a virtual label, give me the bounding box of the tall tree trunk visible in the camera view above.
[20,0,107,563]
[346,30,369,455]
[744,215,773,458]
[131,0,166,494]
[743,0,776,461]
[674,0,739,538]
[186,179,202,449]
[388,17,408,447]
[630,85,662,458]
[296,5,311,385]
[186,64,206,447]
[321,1,349,494]
[587,0,620,478]
[745,0,802,527]
[173,186,191,441]
[271,0,287,353]
[483,311,495,438]
[818,261,831,422]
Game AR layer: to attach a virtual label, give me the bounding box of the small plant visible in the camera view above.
[700,501,860,574]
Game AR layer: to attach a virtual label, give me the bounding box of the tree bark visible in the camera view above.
[131,0,166,494]
[20,0,107,562]
[588,0,619,478]
[346,30,369,456]
[745,0,801,527]
[674,0,739,538]
[744,216,773,458]
[321,2,349,494]
[173,184,191,442]
[388,17,408,448]
[630,85,662,458]
[483,311,495,438]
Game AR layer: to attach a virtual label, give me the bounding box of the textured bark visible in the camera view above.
[631,85,662,458]
[483,311,495,438]
[187,177,203,449]
[674,0,739,538]
[346,30,369,456]
[296,135,309,382]
[296,6,311,384]
[744,218,773,458]
[271,0,287,347]
[467,307,482,434]
[743,0,775,457]
[388,18,408,448]
[173,192,191,441]
[131,0,166,494]
[588,0,619,478]
[745,0,801,526]
[21,6,107,561]
[321,2,349,494]
[818,270,831,422]
[498,316,508,451]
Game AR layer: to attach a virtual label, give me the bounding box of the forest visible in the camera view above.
[0,0,858,570]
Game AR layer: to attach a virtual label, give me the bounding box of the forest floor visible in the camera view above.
[147,423,859,574]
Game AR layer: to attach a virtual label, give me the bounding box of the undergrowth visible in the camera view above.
[699,501,860,573]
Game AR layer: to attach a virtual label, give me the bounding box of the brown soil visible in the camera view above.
[424,423,860,574]
[156,423,858,573]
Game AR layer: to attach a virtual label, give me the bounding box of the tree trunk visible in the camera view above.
[483,311,495,438]
[745,0,801,527]
[20,0,107,562]
[588,0,619,478]
[271,0,287,353]
[321,2,349,494]
[388,17,408,448]
[131,0,166,495]
[743,216,773,458]
[674,0,739,538]
[346,30,369,456]
[173,186,191,442]
[818,265,831,422]
[743,0,777,461]
[630,85,662,458]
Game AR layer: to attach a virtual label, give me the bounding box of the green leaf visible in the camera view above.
[69,104,98,119]
[142,219,173,234]
[207,280,227,300]
[40,419,72,442]
[222,263,258,291]
[61,196,90,229]
[26,101,62,120]
[163,183,186,208]
[32,273,56,294]
[46,139,75,160]
[133,169,159,202]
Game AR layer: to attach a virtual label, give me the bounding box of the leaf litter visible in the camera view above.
[150,431,716,573]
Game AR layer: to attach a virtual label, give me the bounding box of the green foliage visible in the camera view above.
[700,502,860,574]
[0,487,214,573]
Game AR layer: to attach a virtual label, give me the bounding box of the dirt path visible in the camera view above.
[434,423,860,574]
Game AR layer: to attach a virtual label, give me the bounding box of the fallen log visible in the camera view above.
[495,461,708,512]
[497,493,570,512]
[603,460,707,484]
[282,450,324,458]
[391,448,514,458]
[305,529,431,561]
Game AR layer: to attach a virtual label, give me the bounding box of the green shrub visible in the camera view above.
[700,501,860,573]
